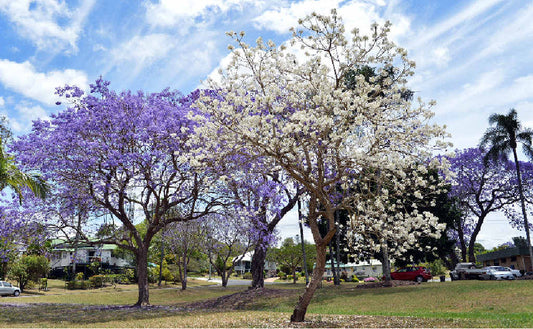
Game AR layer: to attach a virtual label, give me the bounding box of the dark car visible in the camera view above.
[390,266,432,282]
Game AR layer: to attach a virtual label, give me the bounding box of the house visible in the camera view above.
[477,247,531,273]
[233,251,277,277]
[323,259,383,280]
[49,240,132,277]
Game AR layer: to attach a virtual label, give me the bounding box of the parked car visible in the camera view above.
[0,281,20,297]
[504,267,522,277]
[450,262,486,280]
[480,266,515,280]
[390,266,432,282]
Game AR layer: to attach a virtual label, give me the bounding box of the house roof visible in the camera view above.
[324,259,382,269]
[477,247,530,262]
[51,239,118,252]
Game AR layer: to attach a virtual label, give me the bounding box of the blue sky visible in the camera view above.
[1,0,532,248]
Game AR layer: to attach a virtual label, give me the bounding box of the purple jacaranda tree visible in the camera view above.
[163,218,204,290]
[222,155,301,289]
[11,79,220,306]
[0,197,49,279]
[447,148,520,262]
[200,211,254,287]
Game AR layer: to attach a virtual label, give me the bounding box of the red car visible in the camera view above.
[390,266,432,282]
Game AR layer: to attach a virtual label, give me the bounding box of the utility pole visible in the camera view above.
[298,192,309,285]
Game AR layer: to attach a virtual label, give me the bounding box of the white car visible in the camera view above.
[480,266,516,280]
[504,267,522,277]
[0,281,21,296]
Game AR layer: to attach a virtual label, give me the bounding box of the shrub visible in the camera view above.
[287,274,293,281]
[242,272,252,280]
[351,275,359,282]
[89,275,105,288]
[39,278,48,291]
[278,271,287,279]
[75,272,84,281]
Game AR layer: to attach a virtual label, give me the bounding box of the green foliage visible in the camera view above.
[66,280,90,290]
[88,261,101,275]
[7,255,49,291]
[120,269,135,283]
[424,259,446,276]
[39,278,48,291]
[512,236,528,249]
[89,275,105,288]
[242,272,252,280]
[278,271,287,280]
[75,272,85,281]
[7,261,29,291]
[351,274,359,282]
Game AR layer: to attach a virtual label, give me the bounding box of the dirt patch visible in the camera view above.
[183,288,296,311]
[356,280,420,289]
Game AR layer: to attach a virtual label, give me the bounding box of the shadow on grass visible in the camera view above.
[0,303,186,325]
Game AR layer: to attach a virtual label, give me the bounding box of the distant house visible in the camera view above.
[323,259,383,280]
[477,247,531,273]
[49,240,132,277]
[233,251,277,277]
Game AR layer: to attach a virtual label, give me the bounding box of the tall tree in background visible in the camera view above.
[480,109,533,271]
[447,148,519,262]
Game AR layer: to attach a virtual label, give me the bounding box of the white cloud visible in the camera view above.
[0,96,4,107]
[0,0,95,53]
[109,34,176,76]
[478,3,533,59]
[407,0,505,50]
[0,59,89,106]
[145,0,254,28]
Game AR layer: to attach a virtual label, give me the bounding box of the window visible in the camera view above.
[511,256,517,262]
[501,258,506,263]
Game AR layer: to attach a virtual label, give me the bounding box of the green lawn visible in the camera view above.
[0,279,531,327]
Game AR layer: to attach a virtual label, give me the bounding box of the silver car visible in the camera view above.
[480,266,516,280]
[504,267,522,277]
[0,281,21,296]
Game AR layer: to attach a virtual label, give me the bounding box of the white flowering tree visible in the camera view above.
[195,10,449,322]
[347,164,447,284]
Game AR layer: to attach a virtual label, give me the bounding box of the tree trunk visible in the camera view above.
[381,242,392,286]
[298,198,309,285]
[328,242,338,285]
[335,216,341,285]
[513,147,533,272]
[291,242,327,322]
[467,213,487,263]
[458,222,468,262]
[293,268,298,284]
[221,273,228,287]
[251,244,266,289]
[181,253,188,290]
[134,246,150,306]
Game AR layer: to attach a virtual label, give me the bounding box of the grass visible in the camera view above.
[0,279,531,327]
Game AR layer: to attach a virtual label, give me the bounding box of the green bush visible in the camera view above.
[278,271,286,279]
[75,272,84,281]
[89,275,105,288]
[351,274,359,282]
[287,274,293,281]
[39,278,48,291]
[242,272,252,280]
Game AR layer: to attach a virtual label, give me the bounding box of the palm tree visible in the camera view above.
[480,109,533,271]
[0,138,48,202]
